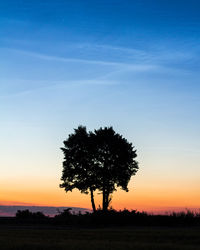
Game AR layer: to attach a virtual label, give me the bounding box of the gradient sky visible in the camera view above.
[1,0,200,212]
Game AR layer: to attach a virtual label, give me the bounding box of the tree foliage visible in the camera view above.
[60,126,138,212]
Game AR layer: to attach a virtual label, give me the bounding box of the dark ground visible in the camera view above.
[0,225,200,250]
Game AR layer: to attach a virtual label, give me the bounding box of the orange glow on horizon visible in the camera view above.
[1,175,200,213]
[1,186,200,213]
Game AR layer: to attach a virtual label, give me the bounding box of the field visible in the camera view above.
[0,226,200,250]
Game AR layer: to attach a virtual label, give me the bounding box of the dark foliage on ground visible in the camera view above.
[1,209,200,227]
[54,209,200,227]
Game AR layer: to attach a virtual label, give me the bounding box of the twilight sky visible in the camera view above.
[0,0,200,212]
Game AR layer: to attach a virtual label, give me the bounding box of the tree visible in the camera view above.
[60,126,97,212]
[60,126,139,212]
[91,127,138,211]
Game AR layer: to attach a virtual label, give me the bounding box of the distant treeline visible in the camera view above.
[0,209,200,227]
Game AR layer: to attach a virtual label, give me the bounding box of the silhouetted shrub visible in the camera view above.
[12,209,200,227]
[16,209,48,223]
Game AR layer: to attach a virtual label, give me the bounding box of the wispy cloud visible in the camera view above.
[2,42,195,98]
[76,43,148,58]
[4,38,197,70]
[2,42,196,98]
[69,42,196,64]
[7,48,157,71]
[0,79,120,98]
[109,45,196,64]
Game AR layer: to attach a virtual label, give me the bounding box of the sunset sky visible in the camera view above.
[1,0,200,213]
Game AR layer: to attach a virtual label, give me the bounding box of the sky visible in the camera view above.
[0,0,200,213]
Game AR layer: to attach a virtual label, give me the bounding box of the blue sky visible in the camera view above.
[0,0,200,209]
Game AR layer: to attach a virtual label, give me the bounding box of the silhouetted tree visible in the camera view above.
[60,126,97,212]
[92,127,138,211]
[60,126,138,212]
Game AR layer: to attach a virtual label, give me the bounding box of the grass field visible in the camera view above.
[0,226,199,250]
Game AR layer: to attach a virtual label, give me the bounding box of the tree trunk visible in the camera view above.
[103,189,110,212]
[90,188,96,213]
[102,184,107,212]
[105,189,111,211]
[105,192,109,209]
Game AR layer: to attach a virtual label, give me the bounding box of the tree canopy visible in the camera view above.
[60,126,139,212]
